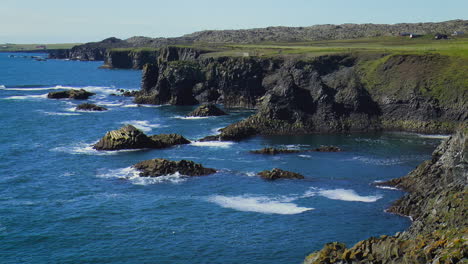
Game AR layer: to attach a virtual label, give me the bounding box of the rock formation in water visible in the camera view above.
[313,146,342,152]
[258,168,305,180]
[93,125,190,151]
[47,89,95,100]
[76,103,107,111]
[187,104,227,117]
[304,126,467,264]
[132,158,217,177]
[250,147,302,155]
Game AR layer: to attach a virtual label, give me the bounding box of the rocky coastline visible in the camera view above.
[304,126,467,263]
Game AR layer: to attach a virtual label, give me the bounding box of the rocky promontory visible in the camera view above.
[258,168,305,180]
[93,125,190,150]
[187,104,227,117]
[47,89,95,100]
[304,126,467,263]
[133,158,216,177]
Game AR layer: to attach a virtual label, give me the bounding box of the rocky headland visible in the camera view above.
[133,158,216,177]
[304,126,467,264]
[93,125,190,151]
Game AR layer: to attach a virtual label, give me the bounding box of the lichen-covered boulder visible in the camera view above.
[187,104,227,117]
[257,168,305,180]
[132,158,216,177]
[47,89,95,100]
[76,103,107,111]
[250,147,301,155]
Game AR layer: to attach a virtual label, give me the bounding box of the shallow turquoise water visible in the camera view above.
[0,53,444,264]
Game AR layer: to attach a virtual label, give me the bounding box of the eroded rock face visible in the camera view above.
[47,89,95,100]
[250,148,301,155]
[258,168,305,180]
[76,103,107,111]
[93,125,190,151]
[132,158,216,177]
[187,104,227,117]
[304,126,468,264]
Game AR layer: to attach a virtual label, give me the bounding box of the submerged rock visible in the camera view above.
[76,103,108,111]
[47,89,95,100]
[250,147,301,155]
[258,168,305,180]
[313,145,342,152]
[187,104,227,117]
[93,125,190,150]
[133,158,216,177]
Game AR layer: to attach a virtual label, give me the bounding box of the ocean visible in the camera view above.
[0,53,446,264]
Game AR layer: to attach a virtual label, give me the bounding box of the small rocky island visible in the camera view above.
[76,103,108,111]
[47,89,95,100]
[258,168,305,180]
[250,147,302,155]
[133,158,217,177]
[187,104,227,117]
[93,125,190,150]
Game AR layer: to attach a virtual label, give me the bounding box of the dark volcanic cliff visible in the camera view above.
[304,126,467,264]
[137,53,467,136]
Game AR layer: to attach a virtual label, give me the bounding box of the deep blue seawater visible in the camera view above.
[0,53,446,264]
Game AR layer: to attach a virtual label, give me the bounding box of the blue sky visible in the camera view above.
[1,0,467,43]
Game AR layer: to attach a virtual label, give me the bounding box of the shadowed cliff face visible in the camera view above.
[303,126,467,264]
[137,51,466,136]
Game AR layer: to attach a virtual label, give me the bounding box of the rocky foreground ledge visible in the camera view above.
[93,125,190,150]
[304,126,467,264]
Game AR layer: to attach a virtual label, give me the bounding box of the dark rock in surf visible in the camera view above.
[47,89,95,100]
[258,168,305,180]
[313,145,342,152]
[133,158,216,177]
[250,147,301,155]
[76,103,108,111]
[187,104,227,117]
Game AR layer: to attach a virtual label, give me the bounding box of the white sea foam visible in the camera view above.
[347,156,403,166]
[173,115,210,120]
[207,195,313,215]
[51,142,141,156]
[211,127,224,135]
[121,120,161,133]
[0,85,5,89]
[298,154,312,158]
[4,94,48,100]
[417,134,450,139]
[375,185,399,191]
[97,167,188,185]
[317,189,382,202]
[191,141,234,148]
[41,111,81,116]
[245,172,257,177]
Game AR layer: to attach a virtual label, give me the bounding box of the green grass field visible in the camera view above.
[0,43,80,51]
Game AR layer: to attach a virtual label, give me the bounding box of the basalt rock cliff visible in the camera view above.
[303,126,467,264]
[138,52,467,135]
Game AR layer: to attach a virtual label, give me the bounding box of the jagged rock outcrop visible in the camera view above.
[304,126,467,264]
[93,125,190,150]
[187,104,227,117]
[76,103,107,111]
[258,168,305,180]
[47,89,95,100]
[250,147,301,155]
[132,158,216,177]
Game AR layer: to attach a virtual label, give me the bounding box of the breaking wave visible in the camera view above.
[120,120,161,133]
[191,141,234,148]
[311,188,382,202]
[97,167,188,185]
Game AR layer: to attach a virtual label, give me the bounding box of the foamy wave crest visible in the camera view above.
[347,156,403,166]
[211,127,224,135]
[298,154,312,158]
[0,85,65,91]
[97,167,187,185]
[51,143,140,156]
[417,134,450,139]
[207,195,313,215]
[191,141,234,148]
[375,185,399,190]
[317,188,382,202]
[0,85,5,89]
[4,94,48,100]
[173,115,210,120]
[121,120,161,133]
[41,111,81,116]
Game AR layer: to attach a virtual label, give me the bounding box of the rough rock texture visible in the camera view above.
[132,158,216,177]
[258,168,305,180]
[250,147,301,155]
[304,126,468,264]
[76,103,107,111]
[313,145,342,152]
[47,89,95,100]
[93,125,190,151]
[187,104,227,117]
